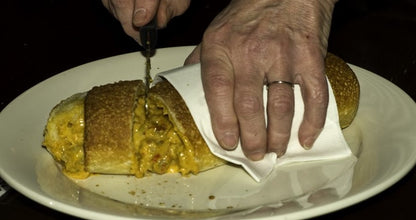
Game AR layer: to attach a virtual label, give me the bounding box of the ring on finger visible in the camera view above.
[266,80,294,89]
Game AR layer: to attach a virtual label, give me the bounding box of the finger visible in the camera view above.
[233,64,267,161]
[296,55,328,149]
[157,0,191,28]
[184,45,201,65]
[133,0,159,27]
[200,45,239,151]
[266,70,295,157]
[104,0,139,41]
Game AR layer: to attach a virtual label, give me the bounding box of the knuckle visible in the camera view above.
[212,112,237,129]
[268,133,290,148]
[269,97,293,116]
[235,94,263,119]
[203,72,233,95]
[269,128,291,140]
[267,90,294,118]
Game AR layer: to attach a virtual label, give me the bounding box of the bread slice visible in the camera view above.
[84,80,144,174]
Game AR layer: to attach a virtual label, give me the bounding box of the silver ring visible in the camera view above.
[266,80,294,88]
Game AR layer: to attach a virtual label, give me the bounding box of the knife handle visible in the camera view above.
[140,19,158,50]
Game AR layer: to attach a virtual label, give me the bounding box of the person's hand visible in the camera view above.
[185,0,337,160]
[101,0,190,44]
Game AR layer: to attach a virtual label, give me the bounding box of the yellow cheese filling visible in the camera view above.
[42,93,89,179]
[132,97,199,178]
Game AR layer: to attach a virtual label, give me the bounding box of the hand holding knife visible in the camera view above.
[140,19,158,116]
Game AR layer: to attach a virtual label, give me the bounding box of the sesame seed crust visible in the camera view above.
[84,80,144,174]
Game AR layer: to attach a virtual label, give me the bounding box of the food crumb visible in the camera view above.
[227,206,234,209]
[95,184,99,187]
[128,190,136,196]
[209,195,215,200]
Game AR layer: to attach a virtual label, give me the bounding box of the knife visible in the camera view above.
[140,19,158,116]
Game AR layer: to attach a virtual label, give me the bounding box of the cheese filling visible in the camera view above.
[42,93,89,179]
[132,97,199,178]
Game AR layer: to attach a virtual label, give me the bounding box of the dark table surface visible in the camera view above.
[2,0,415,219]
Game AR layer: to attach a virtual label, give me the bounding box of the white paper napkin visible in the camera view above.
[154,64,352,182]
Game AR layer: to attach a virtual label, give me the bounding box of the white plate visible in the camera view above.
[1,46,415,219]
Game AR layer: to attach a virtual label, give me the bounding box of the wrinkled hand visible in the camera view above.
[185,0,336,160]
[101,0,190,44]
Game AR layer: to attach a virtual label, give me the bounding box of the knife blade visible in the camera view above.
[140,19,158,116]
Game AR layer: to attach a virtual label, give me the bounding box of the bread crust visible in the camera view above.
[84,80,145,174]
[325,53,360,128]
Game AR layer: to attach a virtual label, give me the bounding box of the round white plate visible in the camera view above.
[1,46,415,219]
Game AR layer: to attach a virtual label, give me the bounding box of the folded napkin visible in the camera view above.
[154,64,352,182]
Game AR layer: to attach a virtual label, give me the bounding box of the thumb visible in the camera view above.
[184,45,201,65]
[133,0,159,27]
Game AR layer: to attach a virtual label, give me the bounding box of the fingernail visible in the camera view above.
[303,128,323,150]
[220,132,238,150]
[133,8,146,24]
[303,136,317,150]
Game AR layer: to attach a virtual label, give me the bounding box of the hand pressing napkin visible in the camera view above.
[154,64,352,182]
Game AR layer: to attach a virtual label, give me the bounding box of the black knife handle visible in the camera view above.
[140,19,158,50]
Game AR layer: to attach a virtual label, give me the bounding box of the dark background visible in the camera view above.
[2,0,415,219]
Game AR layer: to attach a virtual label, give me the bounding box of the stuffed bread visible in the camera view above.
[42,80,225,179]
[42,53,359,179]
